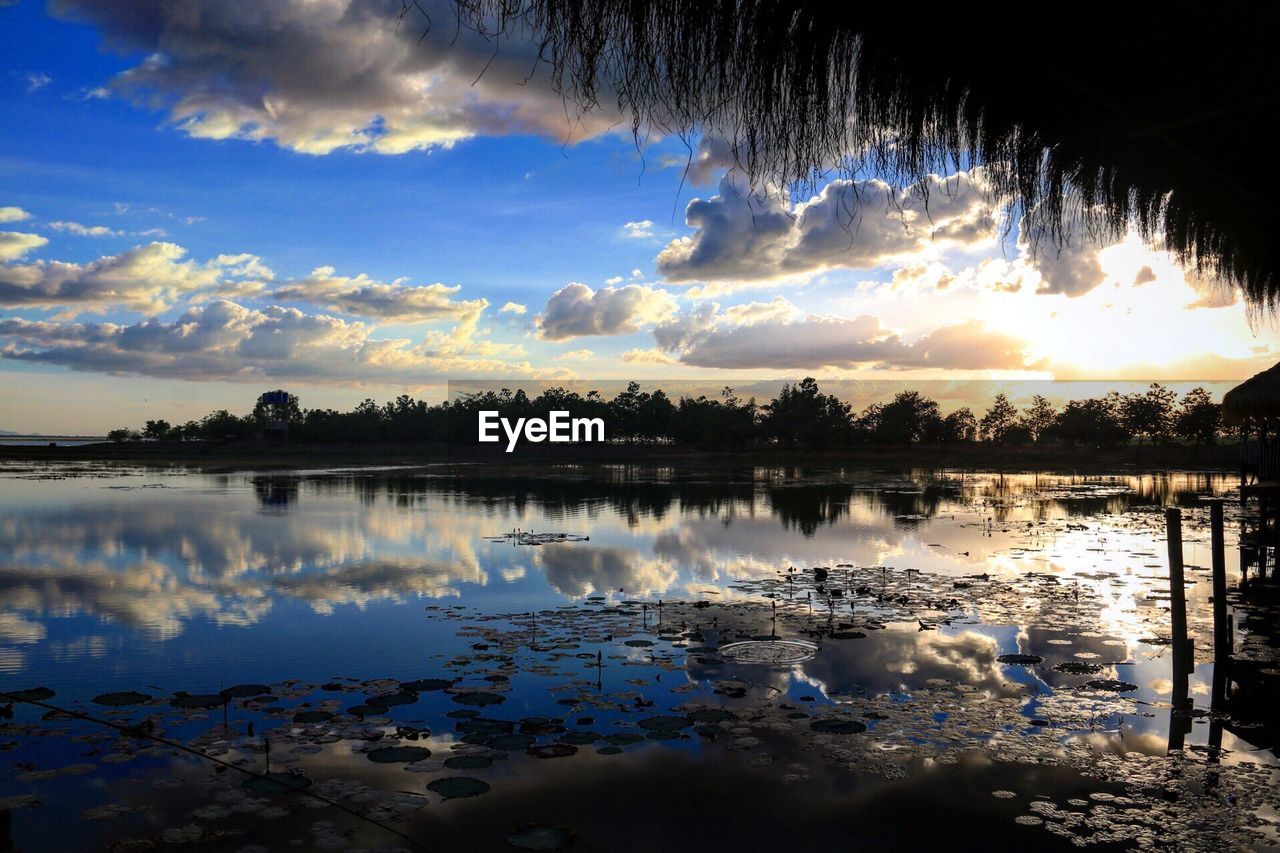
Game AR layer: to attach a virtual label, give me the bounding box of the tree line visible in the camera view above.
[109,379,1226,449]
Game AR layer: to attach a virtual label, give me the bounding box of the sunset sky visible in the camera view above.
[1,0,1274,433]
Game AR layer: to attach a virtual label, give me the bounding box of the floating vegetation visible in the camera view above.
[427,776,491,799]
[91,691,151,707]
[168,692,227,710]
[1082,679,1139,692]
[366,745,433,763]
[996,654,1044,665]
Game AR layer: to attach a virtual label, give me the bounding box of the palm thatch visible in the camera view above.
[441,1,1279,307]
[1224,363,1280,426]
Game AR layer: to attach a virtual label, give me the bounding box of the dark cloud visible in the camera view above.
[51,0,620,154]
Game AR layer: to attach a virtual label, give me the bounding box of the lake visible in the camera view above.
[0,462,1276,850]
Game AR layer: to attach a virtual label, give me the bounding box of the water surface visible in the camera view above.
[0,463,1275,850]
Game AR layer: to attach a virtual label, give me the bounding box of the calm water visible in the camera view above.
[0,462,1276,850]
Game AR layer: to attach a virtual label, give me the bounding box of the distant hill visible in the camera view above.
[0,429,19,436]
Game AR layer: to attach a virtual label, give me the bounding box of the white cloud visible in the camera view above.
[270,266,487,324]
[0,299,529,382]
[0,242,265,313]
[499,301,527,316]
[49,221,124,238]
[538,282,679,340]
[621,220,656,239]
[652,301,1039,371]
[657,170,997,283]
[0,207,31,224]
[52,0,620,155]
[0,232,48,262]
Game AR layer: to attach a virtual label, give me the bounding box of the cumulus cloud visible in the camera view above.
[0,231,47,261]
[0,299,529,382]
[657,170,997,283]
[0,242,265,313]
[51,0,619,155]
[499,301,527,316]
[1030,237,1107,297]
[538,282,679,340]
[653,300,1039,371]
[270,266,487,323]
[0,207,31,224]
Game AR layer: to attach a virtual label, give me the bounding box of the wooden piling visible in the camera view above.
[1165,508,1191,677]
[1210,500,1230,662]
[1165,507,1193,754]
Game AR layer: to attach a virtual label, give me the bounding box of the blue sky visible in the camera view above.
[0,0,1273,433]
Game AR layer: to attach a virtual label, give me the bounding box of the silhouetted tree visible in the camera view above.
[980,394,1019,444]
[142,419,171,441]
[1021,395,1056,444]
[1174,387,1222,445]
[940,407,977,443]
[1122,383,1177,445]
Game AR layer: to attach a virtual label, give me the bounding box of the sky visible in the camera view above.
[0,0,1275,434]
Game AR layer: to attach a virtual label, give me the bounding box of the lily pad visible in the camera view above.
[401,678,453,692]
[527,743,577,759]
[6,687,54,702]
[810,718,867,734]
[453,691,505,707]
[427,776,490,799]
[292,710,333,724]
[996,654,1044,665]
[170,693,226,710]
[367,745,432,763]
[489,734,536,751]
[1053,662,1103,674]
[557,731,600,745]
[367,691,417,708]
[92,691,151,707]
[1084,679,1138,692]
[686,708,736,724]
[219,684,271,699]
[637,715,690,732]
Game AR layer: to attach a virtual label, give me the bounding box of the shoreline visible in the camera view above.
[0,439,1244,475]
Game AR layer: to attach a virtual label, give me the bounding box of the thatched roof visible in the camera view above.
[1224,363,1280,426]
[444,1,1279,308]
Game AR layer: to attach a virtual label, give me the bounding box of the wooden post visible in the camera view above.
[1166,507,1192,754]
[1165,508,1190,675]
[1210,501,1230,662]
